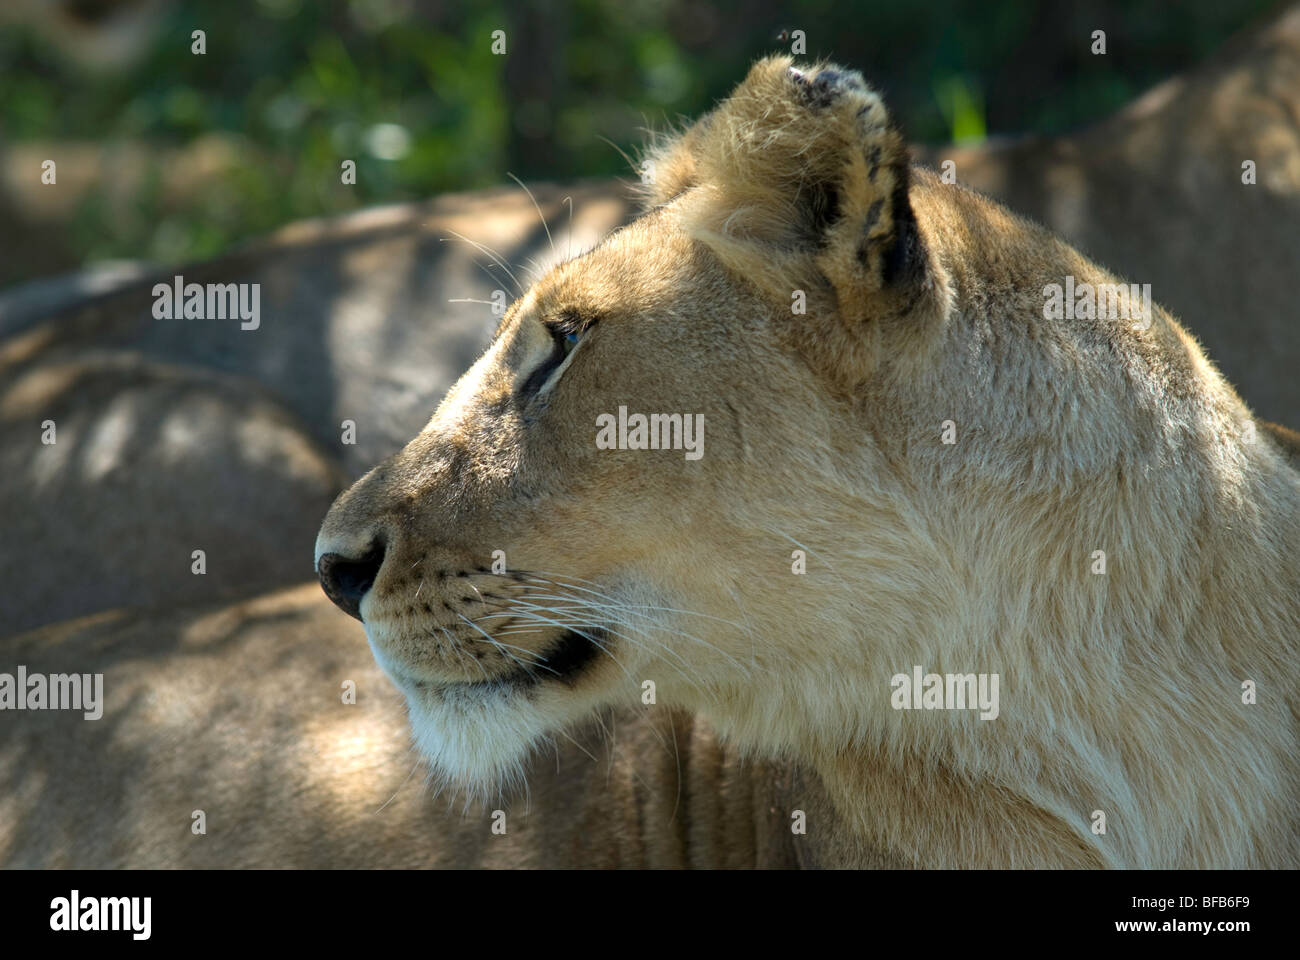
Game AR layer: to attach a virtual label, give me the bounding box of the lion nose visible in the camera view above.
[317,542,386,621]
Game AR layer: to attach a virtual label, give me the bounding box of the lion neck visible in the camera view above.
[696,373,1300,868]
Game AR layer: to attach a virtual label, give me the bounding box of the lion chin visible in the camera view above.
[365,620,621,801]
[405,691,543,801]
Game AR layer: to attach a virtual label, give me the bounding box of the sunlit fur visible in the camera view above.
[318,57,1300,866]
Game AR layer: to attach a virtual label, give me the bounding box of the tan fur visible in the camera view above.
[318,57,1300,868]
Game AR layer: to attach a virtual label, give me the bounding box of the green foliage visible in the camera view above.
[0,0,1275,274]
[935,76,985,145]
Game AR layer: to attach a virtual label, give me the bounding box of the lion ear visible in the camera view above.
[637,118,707,210]
[649,57,929,317]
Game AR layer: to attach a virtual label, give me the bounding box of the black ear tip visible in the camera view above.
[817,69,862,90]
[789,65,868,109]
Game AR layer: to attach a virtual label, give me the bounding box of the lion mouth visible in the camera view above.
[535,627,605,685]
[386,627,607,694]
[476,627,604,690]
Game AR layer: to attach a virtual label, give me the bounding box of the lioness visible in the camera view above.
[317,58,1300,868]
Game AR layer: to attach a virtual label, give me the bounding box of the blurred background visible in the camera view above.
[0,0,1278,289]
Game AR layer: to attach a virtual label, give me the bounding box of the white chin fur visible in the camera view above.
[363,630,547,798]
[406,684,549,799]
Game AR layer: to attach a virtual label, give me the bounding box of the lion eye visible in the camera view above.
[550,318,585,350]
[549,318,590,358]
[518,317,590,399]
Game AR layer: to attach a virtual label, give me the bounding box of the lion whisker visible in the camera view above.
[510,584,754,675]
[507,171,555,260]
[439,230,524,297]
[456,613,557,678]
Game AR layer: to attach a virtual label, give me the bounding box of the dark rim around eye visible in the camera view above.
[519,326,578,398]
[518,310,599,400]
